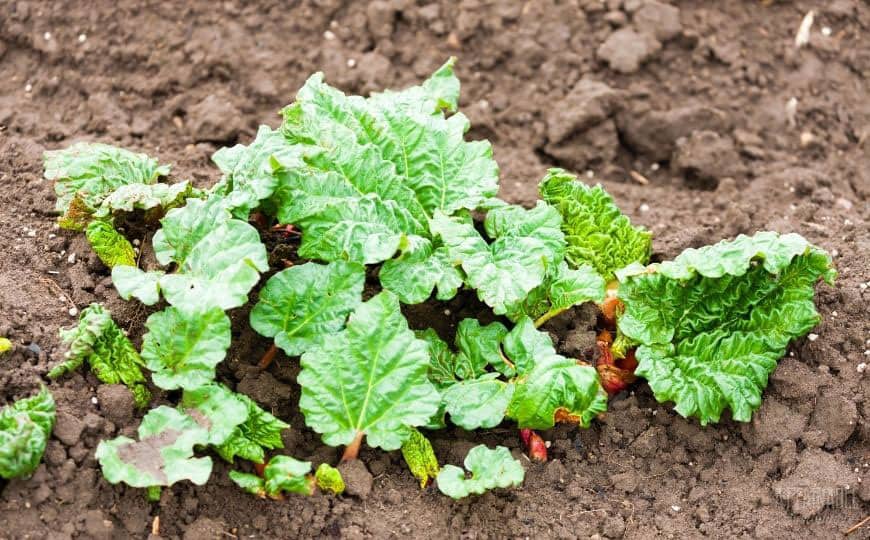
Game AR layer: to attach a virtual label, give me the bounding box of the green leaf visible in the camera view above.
[401,427,440,488]
[0,388,56,479]
[85,219,136,268]
[51,304,150,408]
[96,406,212,488]
[315,463,345,495]
[454,319,508,379]
[436,445,524,499]
[618,232,835,425]
[229,470,266,497]
[298,291,440,451]
[509,262,606,325]
[418,329,457,390]
[431,204,565,315]
[540,168,651,281]
[111,266,163,306]
[45,142,170,215]
[215,393,289,464]
[0,338,11,355]
[93,181,201,218]
[250,261,365,356]
[141,307,231,390]
[379,237,462,304]
[180,384,249,445]
[211,126,299,219]
[263,456,314,497]
[443,375,514,430]
[152,197,269,311]
[58,193,95,231]
[505,318,607,429]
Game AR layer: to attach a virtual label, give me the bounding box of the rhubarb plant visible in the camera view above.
[0,388,55,479]
[45,58,834,503]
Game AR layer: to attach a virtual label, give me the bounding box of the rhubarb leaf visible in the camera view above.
[215,393,289,464]
[618,232,835,425]
[263,456,314,497]
[436,445,524,499]
[454,319,508,379]
[112,266,163,306]
[431,203,564,315]
[94,181,200,218]
[443,375,514,430]
[51,304,150,407]
[153,198,269,311]
[508,262,606,324]
[379,237,462,304]
[229,471,266,497]
[0,388,55,479]
[315,463,345,495]
[250,261,364,357]
[141,307,231,391]
[401,428,440,488]
[505,318,607,429]
[211,126,299,219]
[298,291,440,451]
[85,219,136,268]
[45,142,170,215]
[540,168,651,281]
[180,384,249,445]
[96,406,212,488]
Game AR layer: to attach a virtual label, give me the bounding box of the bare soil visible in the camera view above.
[1,1,869,539]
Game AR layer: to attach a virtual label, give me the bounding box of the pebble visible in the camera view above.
[807,333,818,341]
[78,34,87,43]
[68,307,78,316]
[67,253,76,264]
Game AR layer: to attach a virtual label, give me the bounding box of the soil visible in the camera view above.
[1,1,869,539]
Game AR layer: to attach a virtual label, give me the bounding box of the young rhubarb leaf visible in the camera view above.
[50,304,151,407]
[431,203,565,316]
[508,262,606,326]
[379,237,462,304]
[211,125,300,219]
[180,384,249,445]
[45,142,170,218]
[315,463,345,495]
[151,197,269,311]
[436,445,524,499]
[0,388,55,479]
[0,337,11,355]
[93,181,201,219]
[215,393,289,464]
[540,168,651,281]
[298,291,440,451]
[85,219,136,268]
[250,261,365,357]
[454,319,509,379]
[230,457,313,498]
[96,406,212,489]
[443,374,515,430]
[401,427,440,488]
[229,470,267,498]
[617,231,835,425]
[112,265,163,306]
[141,307,231,390]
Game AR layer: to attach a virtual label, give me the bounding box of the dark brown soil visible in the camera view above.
[2,1,869,539]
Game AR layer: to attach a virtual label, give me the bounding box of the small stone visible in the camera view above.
[597,28,661,74]
[338,459,373,499]
[97,385,135,426]
[54,412,85,446]
[633,1,682,41]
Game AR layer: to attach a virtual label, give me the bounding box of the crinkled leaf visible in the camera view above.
[618,232,835,425]
[443,375,514,430]
[250,261,364,356]
[94,181,201,218]
[507,262,606,324]
[315,463,345,495]
[111,266,163,306]
[379,237,462,304]
[96,406,212,488]
[153,199,268,311]
[211,126,299,219]
[263,456,314,497]
[505,318,607,429]
[58,193,95,231]
[45,142,170,214]
[436,445,524,499]
[180,384,249,445]
[401,428,440,488]
[431,204,564,315]
[298,291,440,451]
[51,304,150,407]
[85,219,136,268]
[229,470,266,497]
[540,168,651,281]
[141,307,231,390]
[454,319,508,379]
[215,393,289,464]
[0,388,56,479]
[418,328,457,390]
